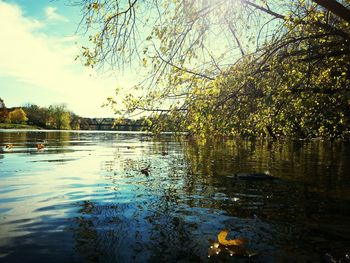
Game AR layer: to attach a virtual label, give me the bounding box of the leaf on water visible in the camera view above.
[217,229,246,246]
[208,230,257,258]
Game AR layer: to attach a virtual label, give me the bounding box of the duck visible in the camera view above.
[127,145,136,150]
[36,143,45,150]
[5,144,13,149]
[140,166,150,176]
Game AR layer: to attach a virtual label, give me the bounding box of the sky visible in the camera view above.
[0,0,138,117]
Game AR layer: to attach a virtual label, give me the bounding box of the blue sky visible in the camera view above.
[0,0,137,117]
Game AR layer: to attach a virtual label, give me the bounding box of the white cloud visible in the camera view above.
[45,6,68,22]
[0,2,136,117]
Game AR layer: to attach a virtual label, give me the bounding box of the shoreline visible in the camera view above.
[0,123,42,130]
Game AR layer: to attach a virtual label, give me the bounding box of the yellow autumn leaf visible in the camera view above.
[217,229,246,246]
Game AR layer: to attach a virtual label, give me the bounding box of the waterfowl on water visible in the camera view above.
[140,167,150,176]
[5,144,13,149]
[36,143,45,150]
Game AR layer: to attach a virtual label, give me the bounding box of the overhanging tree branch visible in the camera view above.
[312,0,350,23]
[155,49,215,80]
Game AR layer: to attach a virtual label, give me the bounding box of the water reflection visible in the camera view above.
[0,130,349,262]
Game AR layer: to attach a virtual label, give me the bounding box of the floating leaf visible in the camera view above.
[208,230,257,258]
[217,229,246,246]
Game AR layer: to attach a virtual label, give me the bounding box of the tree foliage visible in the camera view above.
[2,101,86,130]
[78,0,350,139]
[0,97,9,123]
[23,103,84,130]
[48,104,72,130]
[9,108,28,124]
[24,104,51,127]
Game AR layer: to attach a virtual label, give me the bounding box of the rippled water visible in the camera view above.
[0,130,350,262]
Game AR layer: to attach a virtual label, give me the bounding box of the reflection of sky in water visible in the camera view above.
[0,131,350,262]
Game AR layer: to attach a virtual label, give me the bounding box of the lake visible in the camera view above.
[0,130,349,262]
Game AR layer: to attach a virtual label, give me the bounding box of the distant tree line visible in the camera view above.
[0,97,153,131]
[0,97,89,130]
[22,103,90,130]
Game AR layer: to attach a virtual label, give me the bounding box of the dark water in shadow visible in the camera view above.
[0,130,349,262]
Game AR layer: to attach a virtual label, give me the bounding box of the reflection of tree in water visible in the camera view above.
[73,200,133,263]
[71,139,211,262]
[183,139,350,260]
[0,130,28,145]
[184,139,350,195]
[145,187,204,262]
[71,195,205,262]
[0,131,75,152]
[71,138,350,262]
[183,139,350,214]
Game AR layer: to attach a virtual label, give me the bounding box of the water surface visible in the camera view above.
[0,130,350,262]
